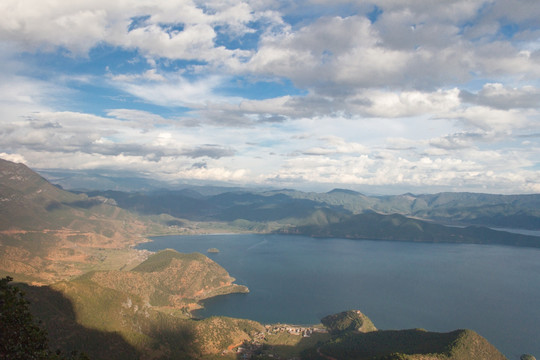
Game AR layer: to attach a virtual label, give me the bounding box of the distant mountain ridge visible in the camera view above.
[71,179,540,247]
[279,211,540,248]
[79,185,540,230]
[40,167,540,230]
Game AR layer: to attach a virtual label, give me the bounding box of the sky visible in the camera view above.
[0,0,539,194]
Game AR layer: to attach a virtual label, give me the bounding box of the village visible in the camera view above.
[226,324,329,360]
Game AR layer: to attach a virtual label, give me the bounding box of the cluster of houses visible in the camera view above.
[265,324,327,337]
[229,325,329,359]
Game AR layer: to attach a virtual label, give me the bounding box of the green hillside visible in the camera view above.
[18,249,255,359]
[80,249,248,308]
[23,279,261,359]
[310,328,507,360]
[23,278,508,360]
[296,310,507,360]
[321,310,377,334]
[132,249,206,272]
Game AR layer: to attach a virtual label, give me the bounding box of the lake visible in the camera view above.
[138,234,540,359]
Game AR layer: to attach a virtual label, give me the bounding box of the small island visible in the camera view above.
[207,248,220,253]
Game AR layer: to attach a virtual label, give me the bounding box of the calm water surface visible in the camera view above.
[138,234,540,359]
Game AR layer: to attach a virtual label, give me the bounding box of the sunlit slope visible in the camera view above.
[321,310,377,334]
[81,249,248,308]
[0,158,164,283]
[24,249,259,359]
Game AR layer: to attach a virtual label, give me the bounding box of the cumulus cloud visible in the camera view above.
[1,0,540,194]
[268,146,539,193]
[349,89,462,118]
[460,83,540,110]
[429,132,483,150]
[0,152,27,164]
[181,145,236,159]
[175,165,249,182]
[302,136,368,156]
[108,71,235,107]
[0,0,263,63]
[244,1,540,95]
[0,110,237,165]
[446,106,535,133]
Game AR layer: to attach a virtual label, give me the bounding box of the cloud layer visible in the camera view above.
[0,0,539,193]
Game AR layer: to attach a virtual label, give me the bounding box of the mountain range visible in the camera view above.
[1,158,538,359]
[72,179,540,248]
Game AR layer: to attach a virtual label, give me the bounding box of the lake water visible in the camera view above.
[138,234,540,359]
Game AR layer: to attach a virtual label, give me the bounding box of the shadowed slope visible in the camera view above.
[301,311,507,360]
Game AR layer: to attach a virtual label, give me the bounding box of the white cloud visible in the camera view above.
[243,1,540,94]
[446,106,535,133]
[1,0,540,194]
[0,0,262,64]
[460,83,540,110]
[110,69,166,83]
[303,136,368,156]
[109,72,233,107]
[267,145,539,194]
[175,166,249,182]
[349,89,461,118]
[0,153,27,164]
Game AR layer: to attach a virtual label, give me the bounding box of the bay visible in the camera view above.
[138,234,540,358]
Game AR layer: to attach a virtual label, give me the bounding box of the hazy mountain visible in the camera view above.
[76,182,540,231]
[38,168,270,194]
[280,212,540,248]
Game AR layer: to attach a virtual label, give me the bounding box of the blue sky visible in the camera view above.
[1,0,539,194]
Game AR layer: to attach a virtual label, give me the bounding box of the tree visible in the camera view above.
[0,276,88,360]
[0,276,50,359]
